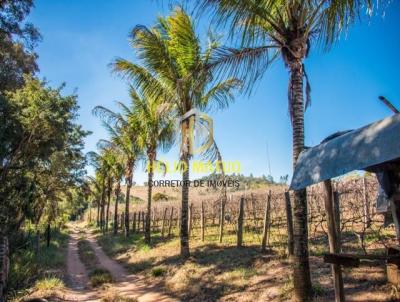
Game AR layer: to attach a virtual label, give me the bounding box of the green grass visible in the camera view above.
[89,268,113,287]
[8,228,69,294]
[76,238,114,288]
[97,232,151,256]
[77,239,99,268]
[34,277,64,291]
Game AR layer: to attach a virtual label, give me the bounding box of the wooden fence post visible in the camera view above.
[261,191,272,252]
[142,212,146,233]
[120,212,124,230]
[333,191,341,250]
[152,208,157,232]
[237,197,244,247]
[201,201,205,242]
[161,208,168,238]
[284,192,294,257]
[219,196,226,243]
[168,207,174,237]
[137,211,141,232]
[324,180,345,302]
[362,177,371,228]
[251,193,257,229]
[0,237,9,302]
[132,212,137,233]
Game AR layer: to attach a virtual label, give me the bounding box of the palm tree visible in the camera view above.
[87,151,109,231]
[93,104,142,237]
[195,0,381,300]
[112,7,241,257]
[97,143,125,234]
[131,88,175,244]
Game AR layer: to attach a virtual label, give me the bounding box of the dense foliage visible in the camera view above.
[0,76,89,236]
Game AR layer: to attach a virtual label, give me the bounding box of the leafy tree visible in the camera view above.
[0,76,88,236]
[0,0,41,92]
[112,7,241,257]
[196,0,385,299]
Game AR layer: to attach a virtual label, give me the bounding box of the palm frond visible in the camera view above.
[208,45,278,93]
[201,78,242,111]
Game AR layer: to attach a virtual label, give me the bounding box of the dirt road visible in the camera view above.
[64,223,178,302]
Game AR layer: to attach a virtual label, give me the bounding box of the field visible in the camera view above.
[90,175,398,301]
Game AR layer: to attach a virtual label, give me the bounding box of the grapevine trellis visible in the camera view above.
[95,176,394,253]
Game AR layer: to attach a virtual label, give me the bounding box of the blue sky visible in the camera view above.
[28,1,400,184]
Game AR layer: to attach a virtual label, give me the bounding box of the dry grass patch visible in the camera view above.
[101,290,138,302]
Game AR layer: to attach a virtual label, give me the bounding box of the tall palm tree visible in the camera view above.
[87,151,109,231]
[112,7,241,257]
[97,142,125,234]
[93,104,142,237]
[195,0,382,300]
[131,89,175,244]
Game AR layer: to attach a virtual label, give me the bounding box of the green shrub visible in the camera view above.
[151,266,166,277]
[153,192,170,202]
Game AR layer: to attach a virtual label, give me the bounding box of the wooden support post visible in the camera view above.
[237,197,244,247]
[201,201,205,242]
[324,180,345,302]
[168,207,174,237]
[284,192,294,257]
[161,208,168,238]
[261,191,272,252]
[132,212,137,233]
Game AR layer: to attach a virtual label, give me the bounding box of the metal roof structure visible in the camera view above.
[290,114,400,190]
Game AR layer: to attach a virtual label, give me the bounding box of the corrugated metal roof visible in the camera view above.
[290,114,400,190]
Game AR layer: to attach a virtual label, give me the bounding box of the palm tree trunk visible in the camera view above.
[100,177,106,231]
[289,61,312,301]
[113,180,121,235]
[145,155,154,244]
[96,200,100,227]
[105,176,112,232]
[180,154,190,258]
[124,162,133,237]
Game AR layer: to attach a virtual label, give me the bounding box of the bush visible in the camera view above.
[153,192,170,202]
